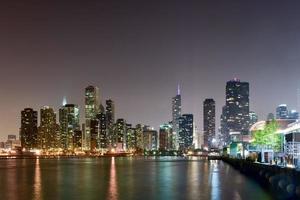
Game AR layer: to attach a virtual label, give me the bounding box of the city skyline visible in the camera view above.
[2,1,300,140]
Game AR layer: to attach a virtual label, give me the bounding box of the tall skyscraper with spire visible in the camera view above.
[172,84,181,150]
[84,86,100,150]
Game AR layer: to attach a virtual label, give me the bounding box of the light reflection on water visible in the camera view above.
[0,157,272,200]
[210,160,220,200]
[108,157,118,200]
[34,158,42,200]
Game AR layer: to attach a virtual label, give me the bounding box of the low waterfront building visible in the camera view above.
[280,121,300,167]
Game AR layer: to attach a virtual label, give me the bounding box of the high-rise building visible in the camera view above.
[73,130,83,150]
[178,114,193,151]
[90,119,99,152]
[97,112,107,149]
[20,108,38,149]
[38,106,60,150]
[203,99,216,148]
[6,135,21,149]
[143,127,158,151]
[220,105,229,146]
[135,124,144,151]
[59,104,80,150]
[249,111,258,127]
[106,99,115,149]
[224,79,250,141]
[115,119,126,151]
[289,110,299,120]
[267,113,275,121]
[159,124,173,151]
[276,104,288,119]
[85,85,100,150]
[106,99,115,127]
[172,85,181,150]
[125,124,136,151]
[193,126,202,149]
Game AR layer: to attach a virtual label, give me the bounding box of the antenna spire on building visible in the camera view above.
[62,96,67,106]
[177,84,181,95]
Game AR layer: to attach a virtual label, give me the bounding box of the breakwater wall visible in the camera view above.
[222,157,300,199]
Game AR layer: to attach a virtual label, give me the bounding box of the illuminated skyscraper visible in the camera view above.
[275,104,299,120]
[249,111,258,127]
[172,85,181,150]
[143,127,158,151]
[97,112,107,149]
[20,108,38,149]
[115,118,126,151]
[178,114,193,151]
[106,99,115,126]
[135,124,144,151]
[220,105,229,146]
[224,79,250,139]
[59,104,80,150]
[289,110,299,120]
[90,119,99,152]
[203,99,215,148]
[125,123,136,151]
[276,104,288,119]
[85,85,100,150]
[73,130,83,149]
[159,124,173,151]
[38,106,60,149]
[106,99,115,148]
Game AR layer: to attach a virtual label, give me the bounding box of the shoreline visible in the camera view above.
[0,154,222,160]
[222,157,300,199]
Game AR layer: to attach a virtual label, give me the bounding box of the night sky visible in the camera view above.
[1,1,300,140]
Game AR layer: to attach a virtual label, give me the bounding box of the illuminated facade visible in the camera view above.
[38,106,60,150]
[159,124,173,151]
[20,108,38,149]
[85,86,100,150]
[73,130,83,150]
[125,124,136,151]
[289,110,299,120]
[276,104,288,119]
[203,99,215,148]
[59,104,80,150]
[143,128,158,151]
[276,104,299,120]
[249,111,258,127]
[135,124,144,151]
[224,79,250,141]
[115,118,126,151]
[178,114,193,151]
[90,119,99,152]
[97,112,107,149]
[172,85,181,150]
[106,99,115,148]
[106,99,115,127]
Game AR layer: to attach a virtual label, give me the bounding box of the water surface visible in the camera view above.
[0,157,271,200]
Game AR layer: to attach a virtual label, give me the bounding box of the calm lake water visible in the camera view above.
[0,157,271,200]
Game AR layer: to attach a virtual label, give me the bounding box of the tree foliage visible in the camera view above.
[252,120,281,151]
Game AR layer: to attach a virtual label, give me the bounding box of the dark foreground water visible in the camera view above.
[0,157,271,200]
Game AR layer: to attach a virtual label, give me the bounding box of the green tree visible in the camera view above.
[253,120,281,151]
